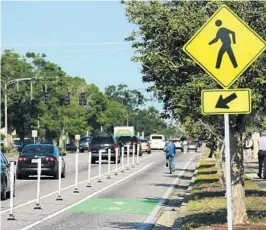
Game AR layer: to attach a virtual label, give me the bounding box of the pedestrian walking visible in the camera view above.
[244,133,253,162]
[257,132,266,179]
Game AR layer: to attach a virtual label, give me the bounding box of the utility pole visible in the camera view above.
[4,83,8,149]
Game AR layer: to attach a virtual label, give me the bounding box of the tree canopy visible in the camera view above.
[123,0,266,224]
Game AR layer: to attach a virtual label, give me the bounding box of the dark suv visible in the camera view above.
[117,136,142,156]
[89,135,121,164]
[1,151,16,200]
[79,136,90,153]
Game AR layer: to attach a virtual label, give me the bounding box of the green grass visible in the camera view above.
[180,155,266,229]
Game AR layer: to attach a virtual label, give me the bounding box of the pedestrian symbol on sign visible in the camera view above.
[209,20,238,69]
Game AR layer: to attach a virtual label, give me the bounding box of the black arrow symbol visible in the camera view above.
[215,93,237,109]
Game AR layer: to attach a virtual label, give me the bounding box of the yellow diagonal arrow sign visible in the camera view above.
[201,89,251,115]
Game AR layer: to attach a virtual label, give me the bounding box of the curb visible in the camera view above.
[171,152,204,229]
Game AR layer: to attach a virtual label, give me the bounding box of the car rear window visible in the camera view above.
[80,137,90,142]
[151,136,163,140]
[190,141,197,144]
[140,139,147,143]
[22,145,54,155]
[118,136,132,143]
[91,136,114,144]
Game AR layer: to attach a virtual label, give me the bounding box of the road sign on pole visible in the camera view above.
[32,130,37,137]
[183,5,266,230]
[201,89,251,115]
[183,5,266,89]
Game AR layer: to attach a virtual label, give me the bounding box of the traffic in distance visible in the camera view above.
[1,128,202,201]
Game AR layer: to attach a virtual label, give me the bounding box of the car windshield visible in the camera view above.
[151,136,163,140]
[21,145,54,155]
[91,136,114,144]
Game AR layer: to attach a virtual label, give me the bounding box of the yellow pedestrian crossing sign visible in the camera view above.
[201,89,251,115]
[183,5,266,88]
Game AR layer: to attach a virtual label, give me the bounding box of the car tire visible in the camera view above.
[91,158,96,164]
[139,152,143,157]
[16,172,22,180]
[54,170,59,179]
[1,180,7,200]
[148,151,151,154]
[80,149,84,153]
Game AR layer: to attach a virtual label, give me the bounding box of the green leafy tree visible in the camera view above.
[124,0,266,224]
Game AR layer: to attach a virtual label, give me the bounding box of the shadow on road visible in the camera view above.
[106,221,178,229]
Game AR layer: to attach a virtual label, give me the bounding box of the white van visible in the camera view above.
[149,134,165,150]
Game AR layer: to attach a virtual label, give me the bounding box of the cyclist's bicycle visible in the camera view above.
[166,155,173,174]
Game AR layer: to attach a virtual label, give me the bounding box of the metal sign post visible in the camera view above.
[224,114,233,230]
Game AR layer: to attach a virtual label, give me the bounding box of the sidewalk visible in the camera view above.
[245,159,266,191]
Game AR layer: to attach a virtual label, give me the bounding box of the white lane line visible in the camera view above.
[20,162,154,230]
[1,152,159,214]
[140,154,196,229]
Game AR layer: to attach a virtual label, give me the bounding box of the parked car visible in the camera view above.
[172,139,184,152]
[1,151,16,200]
[187,140,198,152]
[139,138,151,154]
[149,134,165,150]
[79,136,91,153]
[16,144,66,179]
[117,135,142,156]
[89,135,121,164]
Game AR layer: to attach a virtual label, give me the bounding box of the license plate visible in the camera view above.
[31,159,39,163]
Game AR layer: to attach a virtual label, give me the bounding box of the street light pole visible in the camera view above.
[4,83,8,149]
[4,76,59,150]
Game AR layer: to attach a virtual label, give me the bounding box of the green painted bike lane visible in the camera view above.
[69,198,158,216]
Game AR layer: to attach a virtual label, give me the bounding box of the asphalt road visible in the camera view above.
[1,150,200,230]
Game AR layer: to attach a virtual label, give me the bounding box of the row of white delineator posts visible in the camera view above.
[7,144,140,220]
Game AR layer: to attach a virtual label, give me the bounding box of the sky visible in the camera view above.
[1,1,163,111]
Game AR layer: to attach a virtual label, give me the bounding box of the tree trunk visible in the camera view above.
[230,115,249,224]
[217,143,225,187]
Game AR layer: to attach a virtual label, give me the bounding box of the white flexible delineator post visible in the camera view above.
[56,156,63,200]
[7,161,15,220]
[107,149,111,179]
[34,158,42,209]
[87,151,92,187]
[98,150,102,182]
[73,149,79,193]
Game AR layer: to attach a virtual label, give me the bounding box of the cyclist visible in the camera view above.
[164,140,176,172]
